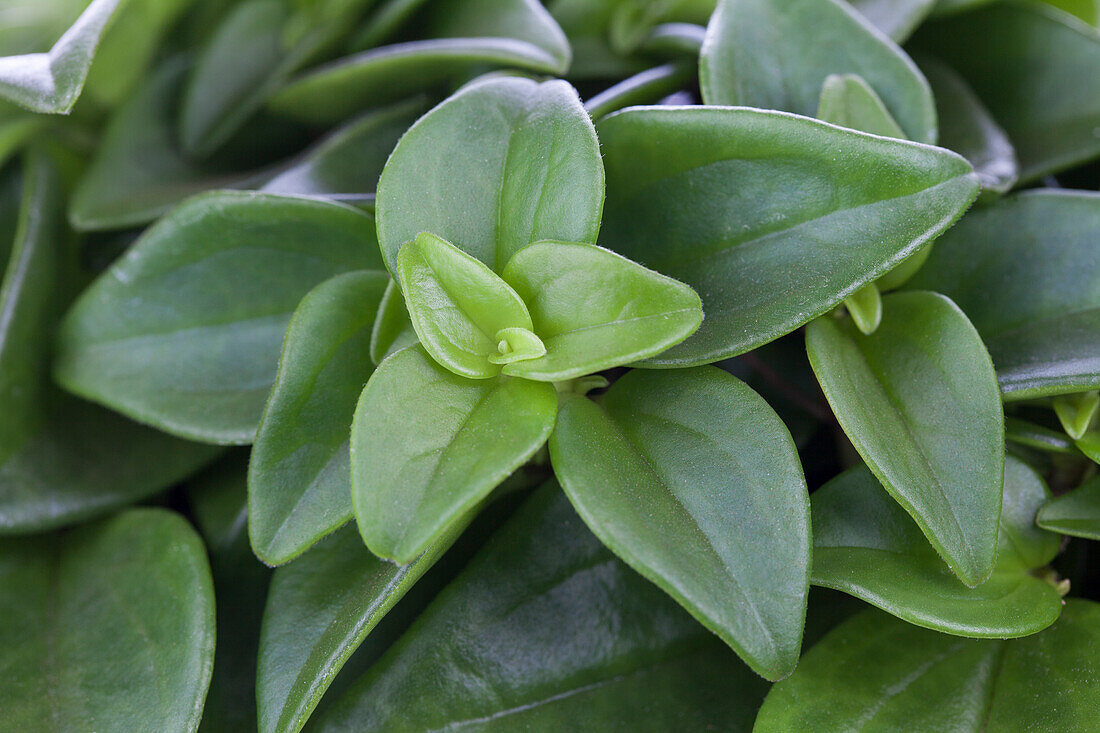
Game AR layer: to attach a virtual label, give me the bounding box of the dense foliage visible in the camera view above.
[0,0,1098,730]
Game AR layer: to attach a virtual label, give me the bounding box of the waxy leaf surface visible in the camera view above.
[1037,474,1100,540]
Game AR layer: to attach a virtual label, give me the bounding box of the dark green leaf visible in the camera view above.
[0,508,215,730]
[584,62,694,119]
[501,241,703,381]
[315,484,769,731]
[597,105,979,365]
[249,270,388,565]
[351,345,556,562]
[806,291,1004,587]
[849,0,936,41]
[700,0,937,143]
[376,75,604,274]
[905,190,1100,400]
[1037,474,1100,539]
[755,601,1100,731]
[55,191,381,445]
[549,367,810,680]
[368,279,416,365]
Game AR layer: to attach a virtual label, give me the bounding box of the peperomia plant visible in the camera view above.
[1,0,1099,731]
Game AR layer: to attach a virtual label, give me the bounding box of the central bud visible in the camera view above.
[488,327,546,366]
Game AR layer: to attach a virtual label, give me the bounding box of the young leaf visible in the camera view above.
[549,367,811,681]
[376,75,604,274]
[368,279,416,365]
[397,232,538,380]
[351,345,556,562]
[905,190,1100,400]
[1037,474,1100,540]
[816,73,905,138]
[55,191,382,445]
[249,271,388,566]
[811,458,1062,637]
[755,601,1100,731]
[596,106,979,365]
[500,240,703,381]
[848,0,936,41]
[806,291,1004,587]
[842,282,883,335]
[700,0,937,143]
[1053,390,1099,440]
[914,1,1100,181]
[0,509,215,730]
[0,0,122,113]
[314,484,769,731]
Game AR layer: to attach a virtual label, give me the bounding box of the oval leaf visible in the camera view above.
[376,75,604,274]
[700,0,937,143]
[500,241,703,381]
[55,191,381,445]
[351,345,557,562]
[249,270,388,566]
[596,105,979,365]
[806,291,1004,587]
[549,367,811,680]
[368,278,417,365]
[0,509,215,730]
[816,72,905,138]
[1037,474,1100,540]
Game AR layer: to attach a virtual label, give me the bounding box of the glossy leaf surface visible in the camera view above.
[700,0,937,143]
[811,459,1062,636]
[0,509,215,731]
[501,241,703,381]
[55,192,380,445]
[597,106,979,365]
[816,72,904,138]
[316,484,769,730]
[376,76,603,274]
[249,271,388,565]
[755,601,1100,731]
[806,291,1004,587]
[906,190,1100,399]
[550,368,810,680]
[351,345,556,562]
[1037,474,1100,540]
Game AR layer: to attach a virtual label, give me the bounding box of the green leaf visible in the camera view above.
[397,232,538,380]
[905,190,1100,400]
[0,508,215,730]
[584,61,695,120]
[1006,416,1079,454]
[914,1,1100,181]
[351,345,556,562]
[700,0,937,143]
[249,270,388,566]
[345,0,433,51]
[1036,0,1100,27]
[368,279,416,365]
[0,0,122,113]
[811,458,1062,637]
[919,56,1018,198]
[806,291,1004,587]
[848,0,937,41]
[549,367,810,680]
[55,191,381,445]
[816,72,906,138]
[500,240,703,381]
[376,76,604,274]
[755,600,1100,731]
[596,105,979,365]
[1077,430,1100,462]
[257,518,472,733]
[68,58,271,232]
[1038,474,1100,539]
[842,282,883,335]
[268,0,571,125]
[261,98,425,200]
[314,484,769,731]
[1053,390,1099,440]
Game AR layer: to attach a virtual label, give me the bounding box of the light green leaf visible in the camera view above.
[700,0,937,143]
[500,240,703,381]
[905,190,1100,400]
[811,458,1062,637]
[397,232,538,380]
[249,271,388,566]
[0,0,122,113]
[55,191,381,445]
[1034,0,1100,26]
[596,105,979,365]
[351,345,556,562]
[816,72,905,138]
[549,367,810,680]
[1078,431,1100,462]
[314,484,769,731]
[806,291,1004,587]
[755,601,1100,731]
[368,279,416,365]
[848,0,937,41]
[842,282,883,335]
[0,509,215,731]
[1053,390,1099,440]
[376,75,604,274]
[914,1,1100,181]
[1037,474,1100,539]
